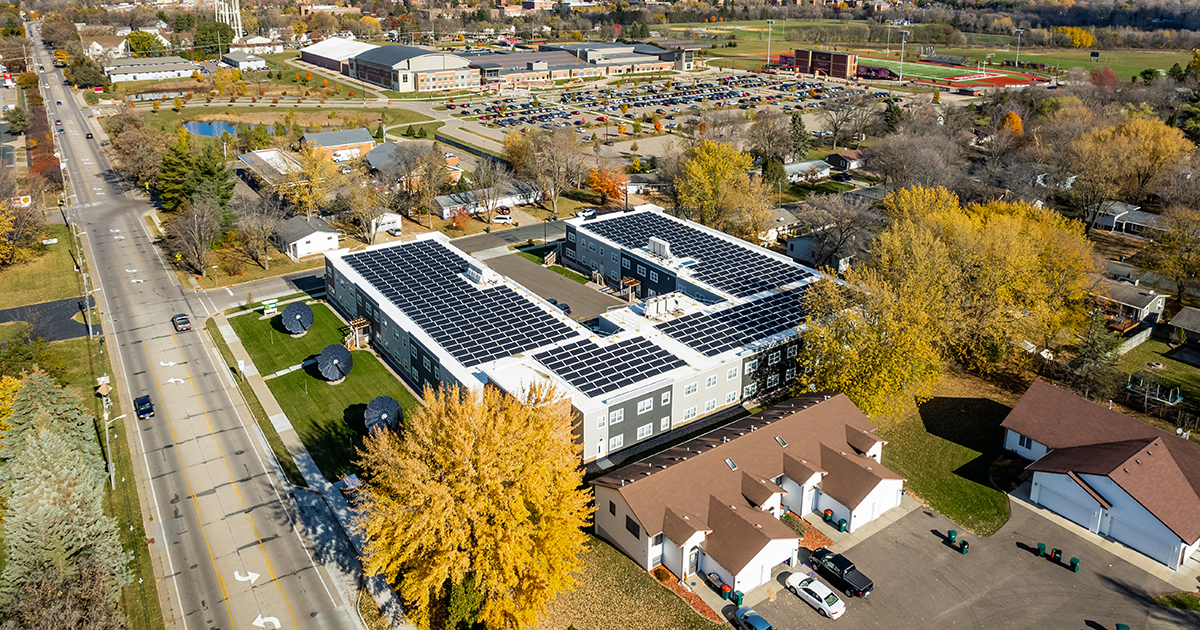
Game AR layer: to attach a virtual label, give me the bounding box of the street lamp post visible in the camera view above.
[765,19,775,71]
[899,31,910,84]
[886,22,892,56]
[1015,28,1024,66]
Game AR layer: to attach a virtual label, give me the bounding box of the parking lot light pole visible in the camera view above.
[899,31,910,84]
[1015,29,1024,66]
[765,20,775,71]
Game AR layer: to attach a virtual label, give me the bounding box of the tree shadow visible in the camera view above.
[1095,574,1200,627]
[344,403,368,435]
[918,396,1013,489]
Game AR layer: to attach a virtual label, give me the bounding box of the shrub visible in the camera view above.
[651,567,671,582]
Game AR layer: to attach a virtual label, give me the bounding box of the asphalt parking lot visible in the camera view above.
[484,253,623,322]
[741,505,1200,630]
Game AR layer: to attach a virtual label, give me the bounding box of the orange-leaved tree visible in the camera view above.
[586,166,627,206]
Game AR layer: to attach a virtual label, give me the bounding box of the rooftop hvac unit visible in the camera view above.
[648,237,671,259]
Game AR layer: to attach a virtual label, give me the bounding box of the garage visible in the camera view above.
[1036,486,1096,530]
[1106,516,1175,566]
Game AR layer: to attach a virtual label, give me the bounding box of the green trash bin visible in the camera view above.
[485,227,491,233]
[1116,625,1130,630]
[960,540,969,555]
[732,591,744,606]
[1037,543,1046,557]
[838,519,848,533]
[823,509,833,522]
[1052,548,1062,562]
[1070,557,1080,573]
[948,530,957,543]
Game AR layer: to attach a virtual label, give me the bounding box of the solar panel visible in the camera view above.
[343,240,578,368]
[582,212,811,297]
[533,336,687,397]
[657,289,810,357]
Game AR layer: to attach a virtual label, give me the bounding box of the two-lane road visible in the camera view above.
[27,23,354,630]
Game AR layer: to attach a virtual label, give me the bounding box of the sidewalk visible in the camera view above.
[1010,481,1200,592]
[214,311,413,630]
[807,493,923,554]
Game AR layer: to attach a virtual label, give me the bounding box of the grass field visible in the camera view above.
[1117,338,1200,416]
[227,304,346,376]
[144,106,431,136]
[0,224,82,309]
[852,46,1192,81]
[876,371,1017,536]
[855,56,984,81]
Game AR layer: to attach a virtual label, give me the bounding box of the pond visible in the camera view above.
[184,121,241,137]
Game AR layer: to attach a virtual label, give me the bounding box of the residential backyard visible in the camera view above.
[876,371,1020,537]
[1117,338,1200,416]
[229,302,422,480]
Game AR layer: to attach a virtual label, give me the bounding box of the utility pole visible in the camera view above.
[765,19,774,72]
[899,30,910,84]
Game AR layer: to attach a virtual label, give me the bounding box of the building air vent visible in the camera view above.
[648,236,672,259]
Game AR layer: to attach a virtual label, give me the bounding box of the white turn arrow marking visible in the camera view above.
[234,570,260,585]
[159,361,176,367]
[166,378,184,384]
[130,279,143,283]
[252,615,281,629]
[113,236,125,240]
[125,269,137,273]
[109,228,120,233]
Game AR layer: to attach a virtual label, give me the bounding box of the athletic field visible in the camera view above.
[856,56,993,81]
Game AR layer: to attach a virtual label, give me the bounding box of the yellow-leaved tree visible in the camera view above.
[675,140,773,241]
[998,110,1023,136]
[284,144,340,220]
[353,383,592,630]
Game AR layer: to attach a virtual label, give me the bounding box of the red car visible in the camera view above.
[596,116,608,122]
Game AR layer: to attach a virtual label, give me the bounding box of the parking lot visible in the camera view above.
[730,505,1200,630]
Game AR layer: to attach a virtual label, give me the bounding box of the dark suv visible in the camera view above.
[135,396,155,420]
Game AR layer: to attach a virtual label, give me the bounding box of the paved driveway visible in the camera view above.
[748,505,1200,630]
[483,254,623,322]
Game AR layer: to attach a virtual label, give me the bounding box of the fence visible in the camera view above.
[433,133,510,167]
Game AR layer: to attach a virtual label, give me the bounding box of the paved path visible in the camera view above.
[0,295,101,341]
[215,311,413,629]
[200,270,326,312]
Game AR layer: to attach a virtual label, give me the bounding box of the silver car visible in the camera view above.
[733,606,774,630]
[785,573,847,619]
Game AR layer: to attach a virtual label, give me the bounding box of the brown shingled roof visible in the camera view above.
[1011,381,1200,544]
[662,507,710,546]
[591,394,903,548]
[700,496,798,574]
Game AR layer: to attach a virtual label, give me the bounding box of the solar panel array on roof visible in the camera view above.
[344,241,578,368]
[582,212,811,297]
[534,337,687,397]
[657,289,810,357]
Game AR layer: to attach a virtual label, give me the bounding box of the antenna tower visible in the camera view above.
[215,0,245,41]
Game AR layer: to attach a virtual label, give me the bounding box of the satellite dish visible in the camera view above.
[364,396,402,434]
[317,344,353,382]
[282,302,314,335]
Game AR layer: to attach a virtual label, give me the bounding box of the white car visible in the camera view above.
[785,574,846,619]
[492,214,512,224]
[577,208,596,219]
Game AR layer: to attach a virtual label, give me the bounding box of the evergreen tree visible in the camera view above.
[883,99,904,133]
[763,158,788,190]
[416,126,428,138]
[789,113,812,162]
[1169,62,1187,83]
[1,428,131,610]
[404,125,415,137]
[374,124,386,141]
[1,370,100,467]
[156,141,195,211]
[192,144,237,209]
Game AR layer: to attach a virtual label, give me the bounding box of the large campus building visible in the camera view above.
[789,49,858,79]
[323,205,822,463]
[348,45,482,92]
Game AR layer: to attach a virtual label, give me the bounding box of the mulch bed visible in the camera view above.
[653,568,724,624]
[798,517,834,551]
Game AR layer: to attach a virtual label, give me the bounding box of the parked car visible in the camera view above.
[54,119,61,125]
[832,172,853,182]
[578,208,596,218]
[55,100,61,105]
[135,395,155,420]
[492,215,512,224]
[497,206,511,215]
[386,228,402,237]
[86,132,93,139]
[556,303,572,315]
[733,606,774,630]
[171,314,192,331]
[811,548,874,598]
[603,140,614,146]
[785,574,846,619]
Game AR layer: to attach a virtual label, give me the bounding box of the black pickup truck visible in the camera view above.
[811,548,874,598]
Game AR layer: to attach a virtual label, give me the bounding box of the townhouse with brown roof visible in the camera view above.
[591,394,905,593]
[1002,380,1200,570]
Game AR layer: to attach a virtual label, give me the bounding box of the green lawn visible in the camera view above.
[876,372,1016,536]
[205,318,305,487]
[534,535,724,630]
[226,303,346,376]
[912,47,1193,80]
[266,351,421,481]
[54,335,165,630]
[1154,591,1200,611]
[1116,338,1200,415]
[0,224,82,309]
[854,56,981,81]
[776,180,855,204]
[549,265,589,284]
[390,120,445,140]
[143,106,431,136]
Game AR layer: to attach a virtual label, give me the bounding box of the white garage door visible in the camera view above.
[1108,517,1175,566]
[1038,487,1095,530]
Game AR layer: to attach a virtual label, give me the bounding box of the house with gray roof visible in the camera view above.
[300,128,376,162]
[273,215,340,260]
[1091,200,1166,236]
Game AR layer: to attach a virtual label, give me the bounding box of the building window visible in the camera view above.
[423,357,431,371]
[746,360,758,374]
[653,533,663,546]
[609,500,616,515]
[625,515,640,539]
[623,258,630,269]
[637,423,652,440]
[726,391,738,404]
[611,252,618,263]
[599,247,605,257]
[661,392,671,405]
[1018,434,1033,449]
[568,232,575,242]
[727,367,739,380]
[767,374,780,388]
[649,270,659,283]
[588,242,595,252]
[597,414,607,429]
[705,399,716,412]
[660,417,670,431]
[608,269,618,280]
[787,345,798,358]
[744,383,757,398]
[610,434,623,450]
[610,409,624,425]
[706,375,717,388]
[768,351,781,366]
[565,248,575,259]
[637,264,646,276]
[684,406,697,420]
[786,368,796,381]
[637,398,653,414]
[684,382,698,396]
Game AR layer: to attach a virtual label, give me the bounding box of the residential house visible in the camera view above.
[1169,306,1200,349]
[299,128,377,162]
[222,51,268,72]
[433,182,542,220]
[1002,381,1200,570]
[1092,277,1169,334]
[625,172,666,196]
[1091,200,1165,237]
[238,148,305,193]
[591,393,904,592]
[229,36,284,55]
[273,215,340,260]
[83,36,128,61]
[772,160,832,184]
[365,141,465,186]
[786,232,863,275]
[825,150,865,171]
[762,206,803,244]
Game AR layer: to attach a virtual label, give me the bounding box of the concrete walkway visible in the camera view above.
[808,493,924,555]
[214,311,413,629]
[1011,481,1200,592]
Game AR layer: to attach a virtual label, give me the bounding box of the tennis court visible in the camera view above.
[857,56,992,81]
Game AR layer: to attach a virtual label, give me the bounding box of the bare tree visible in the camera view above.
[235,196,287,271]
[794,194,885,269]
[746,110,790,163]
[168,199,221,275]
[340,171,388,245]
[472,160,514,221]
[820,102,855,151]
[866,133,966,190]
[386,143,449,228]
[531,129,584,216]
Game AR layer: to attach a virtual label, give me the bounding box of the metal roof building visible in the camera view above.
[299,37,378,74]
[348,45,480,92]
